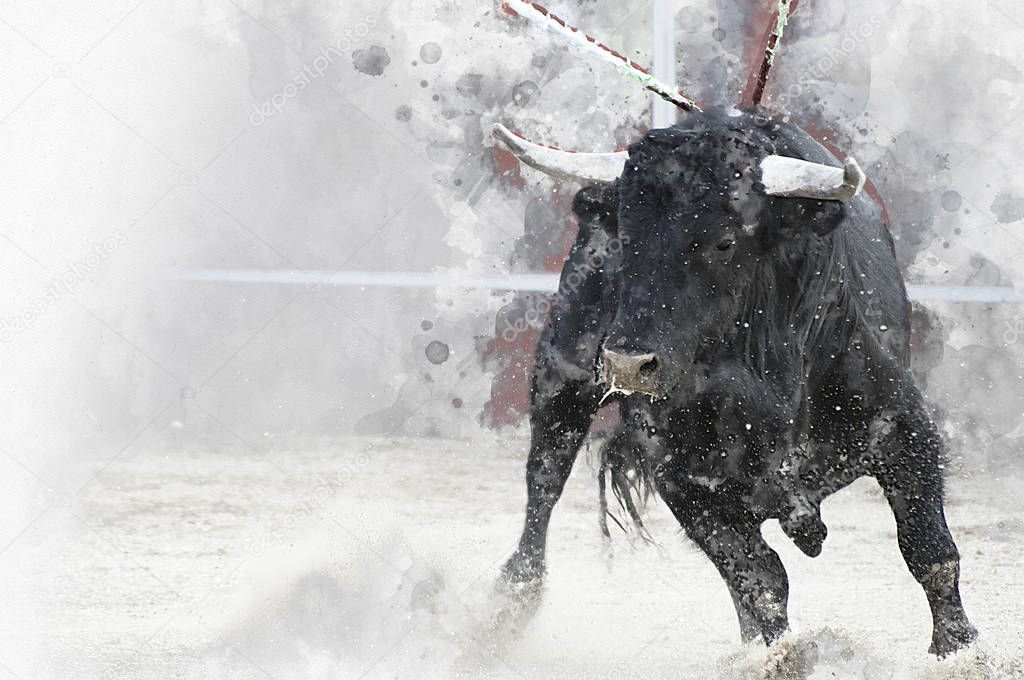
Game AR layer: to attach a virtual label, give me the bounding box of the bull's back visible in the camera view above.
[768,116,911,367]
[840,194,912,366]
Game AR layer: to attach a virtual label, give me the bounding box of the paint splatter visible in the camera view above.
[352,45,391,76]
[991,192,1024,223]
[419,42,442,64]
[941,190,962,212]
[512,80,539,106]
[455,73,484,98]
[425,341,450,364]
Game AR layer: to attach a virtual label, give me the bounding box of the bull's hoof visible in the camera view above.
[780,508,827,558]
[500,552,545,588]
[762,633,815,680]
[929,619,979,658]
[496,552,545,613]
[490,554,546,641]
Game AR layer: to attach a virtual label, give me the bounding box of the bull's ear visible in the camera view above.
[572,181,619,227]
[763,194,846,238]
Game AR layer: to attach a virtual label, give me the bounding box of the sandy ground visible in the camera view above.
[2,436,1022,679]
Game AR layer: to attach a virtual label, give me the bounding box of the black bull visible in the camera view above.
[500,109,977,657]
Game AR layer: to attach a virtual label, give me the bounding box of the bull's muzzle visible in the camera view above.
[601,349,660,397]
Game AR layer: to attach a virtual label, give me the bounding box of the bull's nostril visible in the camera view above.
[601,350,659,395]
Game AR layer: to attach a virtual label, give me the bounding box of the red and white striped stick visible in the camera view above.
[747,0,799,107]
[502,0,700,112]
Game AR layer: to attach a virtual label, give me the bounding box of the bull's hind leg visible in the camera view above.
[876,405,977,656]
[502,374,600,586]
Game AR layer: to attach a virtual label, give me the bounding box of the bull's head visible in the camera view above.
[494,109,868,400]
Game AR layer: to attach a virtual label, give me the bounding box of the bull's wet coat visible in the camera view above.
[500,108,978,658]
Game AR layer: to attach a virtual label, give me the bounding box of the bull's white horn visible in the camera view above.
[760,155,866,201]
[491,124,627,184]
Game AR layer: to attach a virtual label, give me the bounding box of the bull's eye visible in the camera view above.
[715,238,736,252]
[706,232,737,263]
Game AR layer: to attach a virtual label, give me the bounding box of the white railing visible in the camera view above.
[166,269,1024,303]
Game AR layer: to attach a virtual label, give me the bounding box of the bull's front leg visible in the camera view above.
[502,372,601,587]
[498,178,619,599]
[661,484,791,644]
